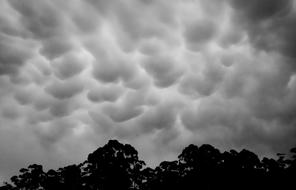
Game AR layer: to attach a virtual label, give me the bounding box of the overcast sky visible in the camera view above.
[1,0,296,183]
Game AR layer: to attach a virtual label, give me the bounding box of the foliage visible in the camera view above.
[1,140,295,190]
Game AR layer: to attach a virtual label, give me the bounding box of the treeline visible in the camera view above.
[1,140,295,190]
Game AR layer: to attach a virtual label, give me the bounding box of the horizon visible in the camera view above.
[1,138,295,185]
[1,0,296,184]
[1,139,296,189]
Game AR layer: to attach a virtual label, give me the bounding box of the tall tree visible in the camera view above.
[82,140,145,190]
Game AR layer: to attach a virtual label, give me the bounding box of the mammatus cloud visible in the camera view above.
[51,51,86,80]
[184,19,217,51]
[1,0,296,183]
[45,78,84,100]
[229,0,296,59]
[0,35,33,75]
[141,55,184,88]
[87,84,124,103]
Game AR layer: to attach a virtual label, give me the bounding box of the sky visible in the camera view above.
[1,0,296,183]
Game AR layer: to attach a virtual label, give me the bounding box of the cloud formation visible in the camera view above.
[1,0,296,183]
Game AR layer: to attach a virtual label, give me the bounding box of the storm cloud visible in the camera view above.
[1,0,296,183]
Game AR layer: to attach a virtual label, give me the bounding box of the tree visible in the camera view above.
[43,169,61,190]
[59,165,82,190]
[1,140,295,190]
[8,164,45,190]
[83,140,145,190]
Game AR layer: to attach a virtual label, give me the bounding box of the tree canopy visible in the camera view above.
[1,140,295,190]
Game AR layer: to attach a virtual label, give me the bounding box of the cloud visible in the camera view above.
[39,37,74,60]
[102,89,150,123]
[0,0,26,37]
[87,84,124,103]
[52,51,86,80]
[1,0,296,184]
[1,98,20,120]
[92,57,135,84]
[8,0,64,39]
[49,99,73,118]
[14,88,34,105]
[141,55,184,88]
[181,96,247,132]
[45,78,84,100]
[86,40,136,84]
[183,19,217,51]
[70,3,101,34]
[86,0,117,16]
[0,35,33,75]
[230,0,291,21]
[33,118,78,148]
[138,101,183,133]
[179,58,225,97]
[103,103,143,123]
[229,0,296,60]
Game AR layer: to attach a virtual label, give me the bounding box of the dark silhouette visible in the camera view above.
[1,139,295,190]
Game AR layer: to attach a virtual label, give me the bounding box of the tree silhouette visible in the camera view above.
[1,140,295,190]
[6,164,46,190]
[42,169,61,190]
[81,140,145,190]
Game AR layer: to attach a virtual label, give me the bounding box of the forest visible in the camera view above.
[1,139,295,190]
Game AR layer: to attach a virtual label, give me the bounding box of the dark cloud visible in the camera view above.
[39,37,74,60]
[138,101,181,133]
[138,39,165,56]
[14,88,33,105]
[219,54,295,124]
[179,60,225,97]
[52,52,85,80]
[102,90,148,123]
[181,96,245,132]
[114,3,168,44]
[0,1,27,37]
[70,1,101,33]
[229,0,296,59]
[85,0,176,52]
[8,0,64,39]
[45,79,84,100]
[93,60,133,83]
[103,103,143,123]
[92,58,135,84]
[87,85,123,103]
[184,19,217,51]
[49,100,73,118]
[32,91,55,111]
[230,0,291,21]
[1,102,20,120]
[33,118,78,148]
[86,42,136,84]
[86,0,117,16]
[141,55,184,88]
[0,35,32,75]
[88,110,114,134]
[48,101,76,119]
[218,28,244,48]
[199,0,227,17]
[1,0,296,184]
[215,115,296,158]
[8,0,75,60]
